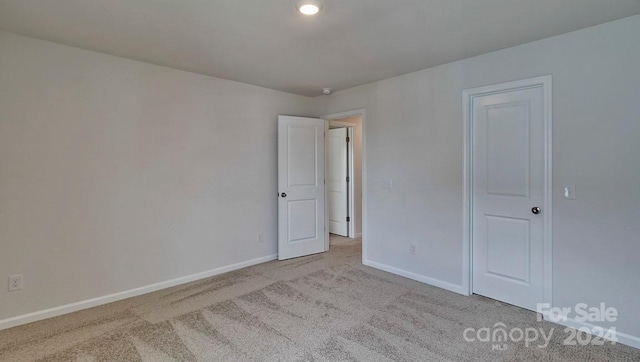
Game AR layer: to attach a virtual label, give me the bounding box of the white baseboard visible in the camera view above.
[0,254,278,331]
[363,259,465,295]
[363,259,640,350]
[545,314,640,350]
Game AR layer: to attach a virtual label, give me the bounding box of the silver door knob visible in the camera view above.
[531,207,541,215]
[281,192,287,198]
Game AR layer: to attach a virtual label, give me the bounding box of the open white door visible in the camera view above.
[327,127,349,236]
[278,116,326,260]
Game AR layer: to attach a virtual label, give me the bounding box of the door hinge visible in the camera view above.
[346,216,351,222]
[346,176,350,182]
[346,136,350,143]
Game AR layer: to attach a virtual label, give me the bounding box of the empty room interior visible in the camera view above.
[1,1,640,361]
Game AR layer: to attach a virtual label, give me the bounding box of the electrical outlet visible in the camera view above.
[409,244,416,255]
[257,232,263,242]
[9,275,23,291]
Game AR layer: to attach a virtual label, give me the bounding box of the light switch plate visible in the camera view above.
[382,178,393,189]
[563,185,576,200]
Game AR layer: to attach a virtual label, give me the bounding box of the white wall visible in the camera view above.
[317,15,640,342]
[329,116,363,237]
[0,31,314,322]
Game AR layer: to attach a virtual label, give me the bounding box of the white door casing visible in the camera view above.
[278,116,326,260]
[464,76,552,312]
[327,127,349,236]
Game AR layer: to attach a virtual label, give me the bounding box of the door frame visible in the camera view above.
[322,109,366,260]
[462,76,553,309]
[328,123,356,238]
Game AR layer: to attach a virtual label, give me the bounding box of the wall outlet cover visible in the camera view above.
[409,244,416,255]
[9,275,23,291]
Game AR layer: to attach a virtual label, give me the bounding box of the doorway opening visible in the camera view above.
[323,111,365,253]
[276,109,366,262]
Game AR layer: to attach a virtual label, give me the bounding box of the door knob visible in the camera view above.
[281,192,287,198]
[531,207,541,215]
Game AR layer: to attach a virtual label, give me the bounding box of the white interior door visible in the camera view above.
[327,128,349,236]
[472,85,546,311]
[278,116,326,260]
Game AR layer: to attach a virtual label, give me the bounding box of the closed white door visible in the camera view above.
[327,128,349,236]
[278,116,326,260]
[472,84,547,311]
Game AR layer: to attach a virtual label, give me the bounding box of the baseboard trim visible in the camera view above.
[363,259,465,295]
[362,259,640,349]
[544,314,640,350]
[0,254,278,331]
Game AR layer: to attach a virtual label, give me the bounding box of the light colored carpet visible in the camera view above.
[1,235,638,361]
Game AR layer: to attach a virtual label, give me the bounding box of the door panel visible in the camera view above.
[288,199,318,242]
[327,128,348,236]
[278,116,326,260]
[485,215,530,284]
[287,126,318,186]
[472,86,545,311]
[486,103,530,197]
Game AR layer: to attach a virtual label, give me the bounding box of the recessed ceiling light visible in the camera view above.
[322,88,332,95]
[297,0,322,16]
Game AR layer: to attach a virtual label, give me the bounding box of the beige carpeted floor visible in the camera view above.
[1,235,639,361]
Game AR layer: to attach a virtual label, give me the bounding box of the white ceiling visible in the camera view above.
[1,0,639,96]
